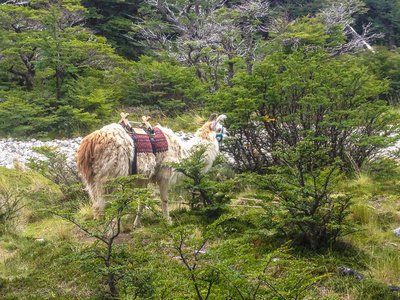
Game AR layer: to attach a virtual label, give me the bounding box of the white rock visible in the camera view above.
[392,228,400,237]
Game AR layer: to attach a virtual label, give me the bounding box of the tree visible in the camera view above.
[246,143,354,250]
[133,0,271,89]
[123,56,208,115]
[81,0,145,60]
[358,46,400,105]
[173,146,235,218]
[52,176,155,298]
[0,0,131,137]
[268,0,327,19]
[0,4,42,91]
[213,49,400,173]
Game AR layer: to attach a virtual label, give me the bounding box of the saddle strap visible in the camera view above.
[145,127,156,155]
[118,122,138,175]
[131,130,138,175]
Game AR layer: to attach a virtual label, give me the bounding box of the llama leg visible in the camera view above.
[92,197,106,219]
[159,181,171,224]
[89,183,106,219]
[133,179,148,229]
[133,203,145,228]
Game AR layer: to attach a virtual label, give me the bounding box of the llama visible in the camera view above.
[77,113,228,227]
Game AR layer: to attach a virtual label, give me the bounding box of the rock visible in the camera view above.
[388,286,400,292]
[392,228,400,237]
[0,137,81,170]
[338,266,365,280]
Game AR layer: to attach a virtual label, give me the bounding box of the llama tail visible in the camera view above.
[77,134,96,183]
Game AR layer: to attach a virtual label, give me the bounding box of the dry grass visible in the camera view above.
[24,217,75,242]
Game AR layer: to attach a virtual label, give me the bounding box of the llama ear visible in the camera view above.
[215,114,227,124]
[211,114,227,131]
[208,114,218,122]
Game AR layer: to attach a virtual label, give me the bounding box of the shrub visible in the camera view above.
[173,146,236,219]
[156,217,326,299]
[0,187,30,233]
[52,176,156,298]
[246,140,355,251]
[212,49,400,173]
[26,146,88,209]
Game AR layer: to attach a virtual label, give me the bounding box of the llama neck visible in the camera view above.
[190,133,219,172]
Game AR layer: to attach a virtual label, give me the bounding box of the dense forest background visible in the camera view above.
[1,0,400,138]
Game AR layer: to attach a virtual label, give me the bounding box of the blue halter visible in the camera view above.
[216,126,224,143]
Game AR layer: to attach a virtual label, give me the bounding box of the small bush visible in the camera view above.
[246,141,355,251]
[52,176,156,299]
[0,188,29,230]
[26,146,88,209]
[173,146,237,220]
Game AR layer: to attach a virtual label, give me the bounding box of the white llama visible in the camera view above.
[77,113,228,227]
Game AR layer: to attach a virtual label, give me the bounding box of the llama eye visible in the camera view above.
[217,128,222,132]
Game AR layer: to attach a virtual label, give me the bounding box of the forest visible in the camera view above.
[2,0,400,299]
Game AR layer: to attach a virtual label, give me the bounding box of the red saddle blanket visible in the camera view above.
[133,127,168,154]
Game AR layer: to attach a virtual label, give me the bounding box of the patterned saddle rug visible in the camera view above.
[118,121,168,175]
[133,127,168,154]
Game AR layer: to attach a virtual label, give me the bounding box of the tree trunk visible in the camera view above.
[388,33,397,50]
[56,67,63,101]
[227,61,234,87]
[246,60,253,75]
[7,66,35,92]
[108,273,120,298]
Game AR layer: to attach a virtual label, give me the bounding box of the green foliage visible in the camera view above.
[213,49,400,173]
[245,141,355,250]
[156,218,326,299]
[0,1,128,137]
[51,175,155,299]
[357,0,400,48]
[269,0,329,18]
[81,0,144,60]
[359,47,400,105]
[123,56,208,116]
[269,15,329,48]
[0,188,30,233]
[173,146,236,219]
[0,92,57,137]
[26,146,87,206]
[211,242,327,299]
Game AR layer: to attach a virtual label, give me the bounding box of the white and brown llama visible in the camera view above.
[77,113,228,227]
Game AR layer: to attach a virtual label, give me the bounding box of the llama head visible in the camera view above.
[211,114,228,142]
[197,114,228,142]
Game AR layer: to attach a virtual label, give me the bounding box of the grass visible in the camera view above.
[2,157,400,299]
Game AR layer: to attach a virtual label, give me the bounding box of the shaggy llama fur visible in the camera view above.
[77,114,228,227]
